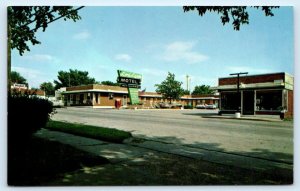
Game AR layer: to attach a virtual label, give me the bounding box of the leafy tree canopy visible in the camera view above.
[155,72,184,103]
[10,71,28,85]
[40,82,55,96]
[183,89,191,95]
[54,69,97,89]
[101,81,120,86]
[183,6,279,30]
[192,85,214,95]
[8,6,83,55]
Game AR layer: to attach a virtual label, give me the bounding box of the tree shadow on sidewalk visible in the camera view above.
[47,134,292,185]
[8,137,109,186]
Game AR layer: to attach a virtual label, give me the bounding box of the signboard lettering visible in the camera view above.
[118,77,141,85]
[118,70,142,79]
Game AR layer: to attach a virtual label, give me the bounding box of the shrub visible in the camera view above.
[8,92,54,142]
[184,105,193,109]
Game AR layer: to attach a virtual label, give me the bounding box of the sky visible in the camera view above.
[11,6,294,92]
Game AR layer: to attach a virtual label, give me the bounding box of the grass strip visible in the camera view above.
[45,120,132,143]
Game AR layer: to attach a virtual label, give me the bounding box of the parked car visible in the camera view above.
[195,104,206,109]
[205,104,217,109]
[159,102,171,108]
[170,103,182,108]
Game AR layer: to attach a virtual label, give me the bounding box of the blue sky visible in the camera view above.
[11,6,294,92]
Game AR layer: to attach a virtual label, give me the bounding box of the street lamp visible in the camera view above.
[229,72,248,113]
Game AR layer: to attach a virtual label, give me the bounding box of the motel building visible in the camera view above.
[214,72,294,118]
[11,83,46,98]
[61,84,219,109]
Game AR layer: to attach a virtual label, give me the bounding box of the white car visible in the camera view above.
[205,104,217,109]
[195,104,206,109]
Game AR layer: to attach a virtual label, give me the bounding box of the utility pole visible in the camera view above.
[186,75,189,92]
[69,74,71,87]
[229,72,248,113]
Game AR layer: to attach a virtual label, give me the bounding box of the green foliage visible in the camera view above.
[155,72,184,103]
[101,80,120,86]
[192,85,214,95]
[183,6,279,30]
[54,69,97,89]
[40,82,55,96]
[8,92,54,141]
[46,121,132,143]
[183,89,191,95]
[10,71,28,85]
[8,6,83,55]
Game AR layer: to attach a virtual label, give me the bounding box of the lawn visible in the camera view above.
[45,120,132,143]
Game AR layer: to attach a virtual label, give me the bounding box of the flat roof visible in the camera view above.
[218,72,293,80]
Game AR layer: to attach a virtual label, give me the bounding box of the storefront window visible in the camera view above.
[256,90,282,111]
[220,92,240,110]
[95,93,98,104]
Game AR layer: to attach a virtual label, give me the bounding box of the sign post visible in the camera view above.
[117,70,142,105]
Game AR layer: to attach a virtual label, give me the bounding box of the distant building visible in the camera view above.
[11,85,46,99]
[214,72,293,118]
[11,83,28,90]
[180,94,219,107]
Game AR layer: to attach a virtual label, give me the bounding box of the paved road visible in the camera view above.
[52,107,293,163]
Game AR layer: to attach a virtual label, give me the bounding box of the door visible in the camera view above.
[243,91,254,115]
[123,95,127,106]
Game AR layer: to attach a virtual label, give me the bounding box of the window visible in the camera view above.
[256,90,282,111]
[80,94,84,104]
[109,93,114,99]
[220,92,240,110]
[95,93,99,104]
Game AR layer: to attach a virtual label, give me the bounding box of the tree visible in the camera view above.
[101,81,119,86]
[183,89,191,95]
[8,6,83,56]
[155,72,184,103]
[54,69,97,89]
[10,71,28,85]
[40,82,55,96]
[7,6,83,92]
[192,85,214,95]
[183,6,279,31]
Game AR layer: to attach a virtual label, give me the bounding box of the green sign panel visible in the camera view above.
[117,70,142,105]
[118,70,142,80]
[128,88,140,105]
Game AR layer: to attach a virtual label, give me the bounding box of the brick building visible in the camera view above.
[62,84,129,108]
[62,84,219,109]
[215,72,293,118]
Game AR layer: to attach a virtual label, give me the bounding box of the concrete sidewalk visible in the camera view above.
[201,114,283,122]
[35,128,292,171]
[34,129,293,185]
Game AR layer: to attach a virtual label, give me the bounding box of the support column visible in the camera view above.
[92,93,95,106]
[241,91,243,115]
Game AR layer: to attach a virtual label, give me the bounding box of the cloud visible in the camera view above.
[162,41,209,64]
[12,66,43,78]
[11,66,50,88]
[23,54,55,62]
[140,68,166,77]
[72,31,91,40]
[114,54,132,62]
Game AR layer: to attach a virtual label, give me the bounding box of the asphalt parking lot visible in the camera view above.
[52,107,293,164]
